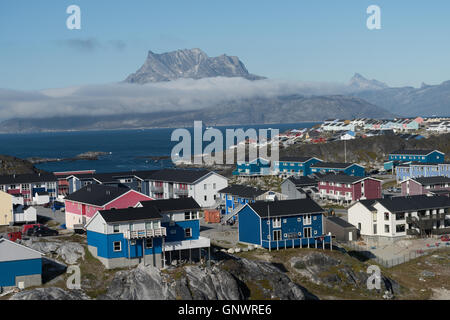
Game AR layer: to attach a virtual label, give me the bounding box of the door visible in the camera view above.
[348,231,353,241]
[303,227,312,238]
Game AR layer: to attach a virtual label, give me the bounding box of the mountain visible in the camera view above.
[351,79,450,116]
[348,73,389,91]
[125,48,265,83]
[0,95,394,133]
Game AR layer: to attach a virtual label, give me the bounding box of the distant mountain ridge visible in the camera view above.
[348,73,389,91]
[125,48,265,83]
[350,76,450,116]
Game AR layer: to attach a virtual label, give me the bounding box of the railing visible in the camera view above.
[124,227,167,239]
[173,188,189,196]
[150,185,164,193]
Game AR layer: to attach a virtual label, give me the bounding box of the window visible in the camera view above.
[385,225,390,233]
[358,223,361,230]
[384,212,389,221]
[304,214,312,225]
[204,184,207,190]
[213,183,216,189]
[130,240,136,246]
[185,212,191,220]
[396,225,405,233]
[373,224,377,234]
[145,238,153,249]
[297,217,301,222]
[396,213,405,220]
[113,225,120,233]
[185,228,192,238]
[113,241,122,252]
[204,195,207,201]
[170,229,177,235]
[273,217,281,228]
[283,219,287,224]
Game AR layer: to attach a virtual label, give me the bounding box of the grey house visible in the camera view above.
[281,176,319,200]
[325,216,358,242]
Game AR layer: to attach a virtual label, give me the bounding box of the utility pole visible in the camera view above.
[268,204,271,252]
[344,140,347,163]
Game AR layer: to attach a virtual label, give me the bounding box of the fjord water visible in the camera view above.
[0,123,318,173]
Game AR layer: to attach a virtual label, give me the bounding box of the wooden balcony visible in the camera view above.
[124,227,167,239]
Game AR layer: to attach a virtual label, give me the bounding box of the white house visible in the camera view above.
[146,169,228,208]
[13,205,37,224]
[348,195,450,239]
[33,192,50,205]
[340,131,356,141]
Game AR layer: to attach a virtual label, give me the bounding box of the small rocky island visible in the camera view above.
[27,151,110,164]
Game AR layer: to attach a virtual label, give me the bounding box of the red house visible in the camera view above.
[64,184,153,229]
[318,174,381,204]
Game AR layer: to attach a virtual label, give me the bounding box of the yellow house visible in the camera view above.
[0,190,13,226]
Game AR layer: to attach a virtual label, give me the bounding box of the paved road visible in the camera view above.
[36,206,66,225]
[200,219,238,248]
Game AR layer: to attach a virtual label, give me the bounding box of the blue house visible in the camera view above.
[218,185,273,215]
[395,162,450,182]
[310,162,365,177]
[237,199,331,250]
[388,150,445,164]
[85,197,210,269]
[233,157,271,177]
[272,156,323,177]
[0,239,43,289]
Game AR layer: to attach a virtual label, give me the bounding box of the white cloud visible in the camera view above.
[0,77,351,120]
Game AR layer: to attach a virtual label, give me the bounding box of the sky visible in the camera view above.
[1,0,450,91]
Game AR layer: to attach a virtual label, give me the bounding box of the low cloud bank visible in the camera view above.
[0,77,351,120]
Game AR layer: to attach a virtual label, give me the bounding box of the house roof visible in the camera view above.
[98,207,162,223]
[0,173,57,185]
[139,197,200,212]
[311,162,360,169]
[69,170,159,183]
[0,238,43,262]
[218,185,267,199]
[357,199,378,211]
[278,156,317,163]
[326,216,356,229]
[145,169,214,184]
[390,149,443,156]
[286,176,318,187]
[411,176,450,185]
[64,184,132,206]
[319,173,376,184]
[247,198,324,218]
[377,195,450,213]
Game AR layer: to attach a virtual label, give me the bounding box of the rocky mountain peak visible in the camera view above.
[125,48,265,84]
[349,73,389,91]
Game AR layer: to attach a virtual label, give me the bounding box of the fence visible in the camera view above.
[342,240,449,268]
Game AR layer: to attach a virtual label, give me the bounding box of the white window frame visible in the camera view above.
[113,241,122,252]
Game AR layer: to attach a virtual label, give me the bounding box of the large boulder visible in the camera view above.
[21,240,85,265]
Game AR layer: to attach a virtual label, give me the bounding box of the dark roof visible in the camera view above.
[0,173,57,185]
[146,169,213,183]
[319,173,367,184]
[311,162,360,169]
[140,197,200,212]
[218,185,267,199]
[64,185,131,206]
[98,207,162,223]
[70,170,159,182]
[36,191,49,196]
[286,176,318,187]
[390,150,442,155]
[278,156,316,163]
[247,199,324,218]
[377,195,450,213]
[326,216,356,229]
[411,176,450,185]
[358,199,378,211]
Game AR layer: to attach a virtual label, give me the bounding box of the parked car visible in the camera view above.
[441,235,450,242]
[22,223,43,235]
[51,201,65,211]
[7,231,22,242]
[27,225,59,237]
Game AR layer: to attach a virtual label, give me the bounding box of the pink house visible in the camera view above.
[64,184,153,229]
[318,174,381,204]
[401,176,450,197]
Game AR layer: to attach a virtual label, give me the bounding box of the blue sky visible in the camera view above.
[1,0,450,90]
